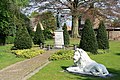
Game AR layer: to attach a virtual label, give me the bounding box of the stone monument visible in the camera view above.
[54,11,64,48]
[54,28,64,48]
[66,48,110,77]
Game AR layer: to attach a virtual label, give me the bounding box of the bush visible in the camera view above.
[14,26,32,49]
[63,23,70,46]
[27,26,35,39]
[79,19,98,54]
[6,36,15,44]
[96,21,109,49]
[12,48,44,58]
[49,50,74,60]
[43,29,53,40]
[33,23,45,45]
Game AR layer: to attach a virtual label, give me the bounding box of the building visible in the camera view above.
[30,15,44,31]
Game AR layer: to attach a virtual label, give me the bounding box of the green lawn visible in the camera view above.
[28,41,120,80]
[0,44,25,70]
[45,38,80,46]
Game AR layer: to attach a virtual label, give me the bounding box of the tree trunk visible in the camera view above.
[72,15,79,38]
[0,35,6,46]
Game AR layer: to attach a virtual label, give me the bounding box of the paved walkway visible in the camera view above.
[0,50,57,80]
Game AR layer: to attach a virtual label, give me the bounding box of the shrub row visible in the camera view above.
[12,48,44,58]
[79,19,109,54]
[49,50,74,61]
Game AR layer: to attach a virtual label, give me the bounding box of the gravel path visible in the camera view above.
[0,50,57,80]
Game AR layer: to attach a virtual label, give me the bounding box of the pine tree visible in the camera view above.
[79,19,98,54]
[33,22,45,45]
[96,21,109,49]
[63,23,70,46]
[14,26,32,49]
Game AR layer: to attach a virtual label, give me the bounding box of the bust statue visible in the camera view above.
[66,48,109,77]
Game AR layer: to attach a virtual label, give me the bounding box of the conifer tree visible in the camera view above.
[79,19,98,54]
[96,21,109,49]
[14,26,32,49]
[33,22,45,45]
[63,23,70,46]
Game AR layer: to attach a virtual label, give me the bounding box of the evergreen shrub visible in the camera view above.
[43,29,53,40]
[63,23,70,46]
[79,19,98,54]
[96,21,109,49]
[6,36,15,44]
[33,23,45,45]
[14,26,32,49]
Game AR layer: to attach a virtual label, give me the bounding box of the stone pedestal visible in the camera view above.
[54,30,64,48]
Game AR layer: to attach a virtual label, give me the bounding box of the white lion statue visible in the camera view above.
[66,48,109,77]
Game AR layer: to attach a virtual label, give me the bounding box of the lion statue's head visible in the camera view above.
[73,48,92,66]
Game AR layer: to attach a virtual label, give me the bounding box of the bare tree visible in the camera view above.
[27,0,120,38]
[96,0,120,19]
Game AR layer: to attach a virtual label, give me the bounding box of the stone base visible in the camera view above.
[54,45,64,49]
[66,66,112,78]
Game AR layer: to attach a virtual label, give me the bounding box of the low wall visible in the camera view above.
[108,31,120,40]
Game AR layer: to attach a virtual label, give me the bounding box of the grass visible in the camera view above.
[0,38,78,70]
[45,38,80,46]
[45,39,54,45]
[28,40,120,80]
[0,44,25,70]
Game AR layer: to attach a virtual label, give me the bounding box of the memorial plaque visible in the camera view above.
[54,30,64,48]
